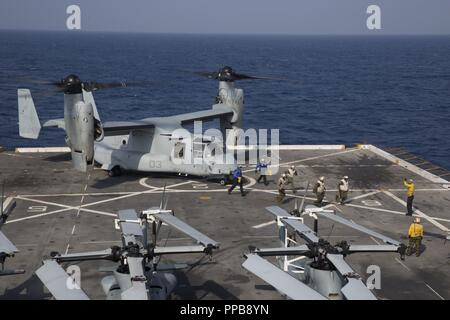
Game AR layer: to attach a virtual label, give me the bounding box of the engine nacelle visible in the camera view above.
[94,118,104,142]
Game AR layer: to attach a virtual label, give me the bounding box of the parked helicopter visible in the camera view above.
[18,67,281,180]
[0,183,25,276]
[35,189,219,300]
[242,194,406,300]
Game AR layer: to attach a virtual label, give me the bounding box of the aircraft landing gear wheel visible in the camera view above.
[219,179,226,186]
[108,165,122,177]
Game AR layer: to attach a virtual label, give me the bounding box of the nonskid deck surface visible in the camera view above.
[0,146,449,300]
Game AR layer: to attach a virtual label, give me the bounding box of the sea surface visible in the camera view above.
[1,31,449,169]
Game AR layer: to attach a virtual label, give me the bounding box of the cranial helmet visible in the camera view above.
[319,176,324,181]
[414,217,421,223]
[344,176,349,179]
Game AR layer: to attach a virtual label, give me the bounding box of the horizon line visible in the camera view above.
[1,27,450,37]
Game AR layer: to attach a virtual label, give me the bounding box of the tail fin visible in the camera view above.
[18,89,41,139]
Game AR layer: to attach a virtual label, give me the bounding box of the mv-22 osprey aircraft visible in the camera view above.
[18,67,280,179]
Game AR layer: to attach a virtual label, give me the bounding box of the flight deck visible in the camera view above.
[0,145,449,300]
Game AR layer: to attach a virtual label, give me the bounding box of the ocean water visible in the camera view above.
[0,31,449,169]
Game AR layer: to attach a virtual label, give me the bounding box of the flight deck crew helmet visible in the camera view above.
[291,165,295,169]
[414,217,421,223]
[344,176,349,180]
[282,173,286,178]
[319,176,324,181]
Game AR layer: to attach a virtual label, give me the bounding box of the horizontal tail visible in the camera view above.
[18,89,41,139]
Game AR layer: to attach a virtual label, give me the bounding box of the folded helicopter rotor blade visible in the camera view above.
[348,245,400,253]
[266,206,319,243]
[298,181,310,214]
[341,278,377,300]
[52,248,114,262]
[121,257,148,300]
[35,260,90,300]
[315,212,401,246]
[326,254,377,300]
[253,245,311,257]
[243,253,326,300]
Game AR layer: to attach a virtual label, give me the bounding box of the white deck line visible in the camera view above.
[359,145,449,185]
[383,191,449,233]
[229,145,346,150]
[15,147,71,153]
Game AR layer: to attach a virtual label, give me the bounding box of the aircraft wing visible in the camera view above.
[35,260,90,300]
[102,121,155,136]
[243,253,326,300]
[43,118,65,130]
[169,105,234,125]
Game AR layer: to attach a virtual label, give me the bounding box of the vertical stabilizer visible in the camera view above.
[18,89,41,139]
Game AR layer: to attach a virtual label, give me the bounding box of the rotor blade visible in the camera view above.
[154,245,207,255]
[242,254,326,300]
[299,181,309,213]
[0,231,19,255]
[253,245,310,257]
[233,73,286,81]
[341,278,377,300]
[83,81,127,92]
[160,184,166,210]
[266,206,319,243]
[192,71,219,79]
[52,248,113,262]
[118,210,143,237]
[348,245,399,253]
[121,257,148,300]
[35,260,90,300]
[16,77,61,86]
[325,254,377,300]
[156,212,219,249]
[315,212,400,246]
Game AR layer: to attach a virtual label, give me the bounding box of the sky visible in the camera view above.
[0,0,450,35]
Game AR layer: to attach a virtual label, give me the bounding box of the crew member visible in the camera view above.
[276,174,288,203]
[407,217,423,257]
[336,176,349,205]
[255,158,269,186]
[313,176,326,207]
[228,166,245,196]
[403,178,415,215]
[285,165,298,193]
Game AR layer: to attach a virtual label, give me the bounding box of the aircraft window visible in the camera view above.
[122,140,126,145]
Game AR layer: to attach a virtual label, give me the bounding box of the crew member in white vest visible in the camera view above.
[336,176,349,205]
[313,176,326,207]
[285,165,298,193]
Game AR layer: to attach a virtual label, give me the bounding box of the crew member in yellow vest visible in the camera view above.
[336,176,349,205]
[403,178,415,216]
[406,217,423,257]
